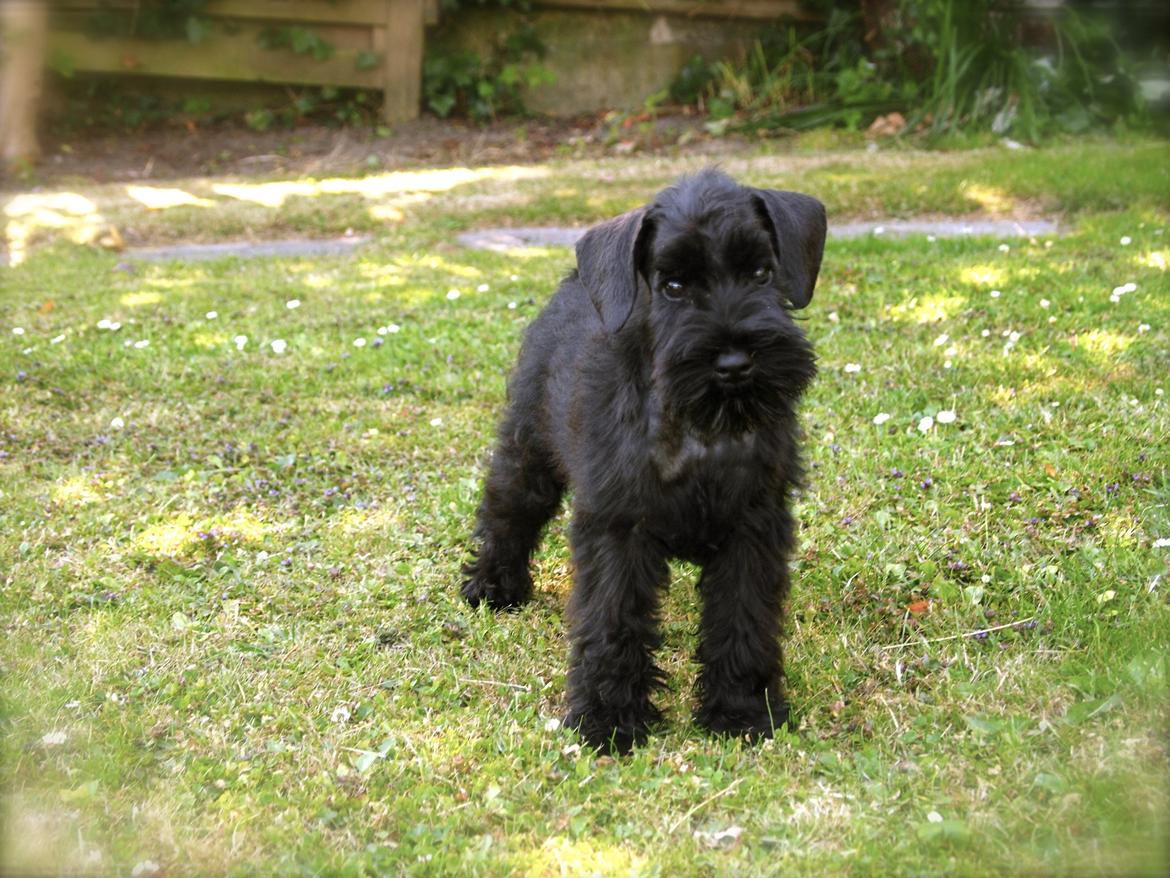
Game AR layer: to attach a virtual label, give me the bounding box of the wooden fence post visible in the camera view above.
[382,0,424,125]
[1,0,48,165]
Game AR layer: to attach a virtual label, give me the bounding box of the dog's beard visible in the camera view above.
[655,330,816,436]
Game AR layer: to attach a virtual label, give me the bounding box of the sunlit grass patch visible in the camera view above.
[132,510,269,562]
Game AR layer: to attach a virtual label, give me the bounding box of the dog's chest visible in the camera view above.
[648,430,765,553]
[651,430,755,482]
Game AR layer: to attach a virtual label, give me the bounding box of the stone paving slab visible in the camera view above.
[126,236,370,263]
[457,218,1058,253]
[112,219,1058,264]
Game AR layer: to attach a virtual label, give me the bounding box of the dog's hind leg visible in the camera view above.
[564,517,669,754]
[462,421,564,610]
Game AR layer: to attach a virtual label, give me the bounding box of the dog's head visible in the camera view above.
[575,169,824,434]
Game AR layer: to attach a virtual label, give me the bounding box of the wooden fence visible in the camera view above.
[45,1,804,124]
[0,0,807,162]
[48,0,438,124]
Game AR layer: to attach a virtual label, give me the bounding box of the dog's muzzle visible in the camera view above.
[714,348,754,389]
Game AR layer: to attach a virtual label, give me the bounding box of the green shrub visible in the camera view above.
[681,0,1148,141]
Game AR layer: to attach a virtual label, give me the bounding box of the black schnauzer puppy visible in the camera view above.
[462,169,825,753]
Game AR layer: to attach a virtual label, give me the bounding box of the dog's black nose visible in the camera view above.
[715,349,753,383]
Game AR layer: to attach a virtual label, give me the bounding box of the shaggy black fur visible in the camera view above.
[461,169,826,753]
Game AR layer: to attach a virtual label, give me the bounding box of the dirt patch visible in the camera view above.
[6,114,741,188]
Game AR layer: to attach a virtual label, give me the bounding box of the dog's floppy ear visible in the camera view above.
[750,189,826,309]
[575,207,649,332]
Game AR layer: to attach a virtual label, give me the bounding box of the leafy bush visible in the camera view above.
[683,0,1148,141]
[84,0,210,42]
[422,20,553,122]
[897,0,1146,140]
[256,26,335,62]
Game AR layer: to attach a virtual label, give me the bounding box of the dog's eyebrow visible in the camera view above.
[653,235,712,278]
[722,227,774,268]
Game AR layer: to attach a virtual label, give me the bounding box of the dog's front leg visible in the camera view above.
[694,517,792,739]
[564,517,668,754]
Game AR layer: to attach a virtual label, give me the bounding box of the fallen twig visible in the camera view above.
[878,618,1036,651]
[457,677,531,691]
[668,777,745,834]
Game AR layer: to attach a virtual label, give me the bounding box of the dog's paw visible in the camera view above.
[564,700,663,755]
[563,709,645,755]
[460,563,533,611]
[696,695,790,741]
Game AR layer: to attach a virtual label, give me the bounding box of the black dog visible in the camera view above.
[462,169,825,753]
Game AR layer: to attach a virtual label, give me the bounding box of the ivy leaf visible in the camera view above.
[429,94,456,117]
[1063,693,1121,727]
[185,15,210,45]
[353,750,379,773]
[49,48,76,78]
[962,714,1001,736]
[290,27,314,54]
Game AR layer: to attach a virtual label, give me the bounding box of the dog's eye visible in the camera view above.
[752,266,772,286]
[661,279,686,301]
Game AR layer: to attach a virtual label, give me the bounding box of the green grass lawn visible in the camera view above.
[2,137,1168,876]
